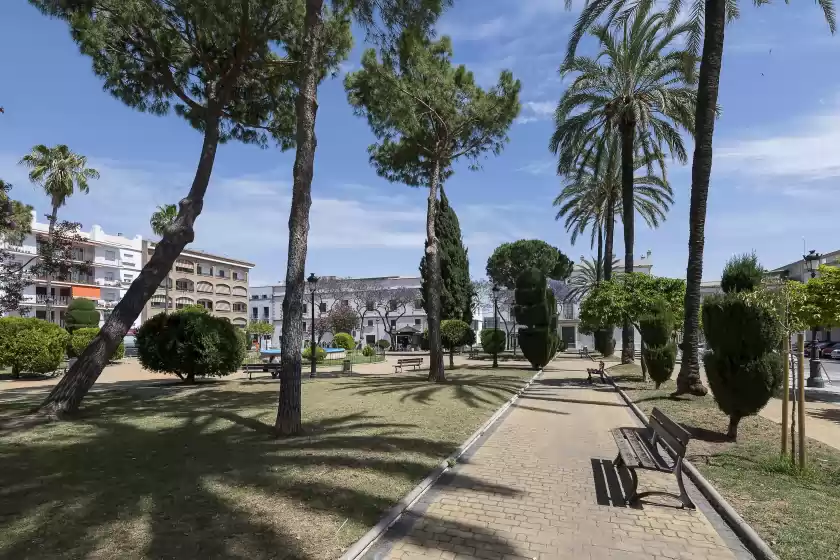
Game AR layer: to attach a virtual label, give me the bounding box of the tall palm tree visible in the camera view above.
[565,0,835,394]
[19,144,99,321]
[150,204,178,315]
[552,6,696,362]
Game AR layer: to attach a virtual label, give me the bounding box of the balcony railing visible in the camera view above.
[97,299,118,309]
[1,243,36,255]
[95,278,122,287]
[560,304,577,320]
[176,287,194,293]
[175,266,193,274]
[121,279,134,286]
[34,294,71,306]
[35,274,96,286]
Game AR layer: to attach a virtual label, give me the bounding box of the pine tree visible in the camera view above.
[419,188,472,323]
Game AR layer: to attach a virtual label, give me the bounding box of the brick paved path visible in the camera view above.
[364,359,750,560]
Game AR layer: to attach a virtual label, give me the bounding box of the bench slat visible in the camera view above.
[650,408,689,457]
[612,428,658,470]
[652,407,691,447]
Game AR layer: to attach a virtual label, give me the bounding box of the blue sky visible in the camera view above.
[1,0,839,286]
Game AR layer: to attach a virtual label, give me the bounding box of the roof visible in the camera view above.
[146,241,255,268]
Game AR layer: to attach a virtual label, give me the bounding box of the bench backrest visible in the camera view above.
[397,358,423,364]
[649,407,691,457]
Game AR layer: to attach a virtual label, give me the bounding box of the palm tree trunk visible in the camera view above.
[426,159,446,383]
[275,0,324,435]
[604,192,615,281]
[596,222,603,283]
[676,0,725,397]
[44,205,58,324]
[620,120,636,365]
[38,111,224,417]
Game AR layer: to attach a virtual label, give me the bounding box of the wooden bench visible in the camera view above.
[394,357,423,373]
[242,362,281,380]
[578,345,589,358]
[611,407,695,509]
[587,360,605,384]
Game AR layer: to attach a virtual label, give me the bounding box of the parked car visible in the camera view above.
[831,348,840,360]
[821,342,840,358]
[123,335,138,358]
[804,342,832,357]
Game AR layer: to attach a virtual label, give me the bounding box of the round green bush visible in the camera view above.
[0,317,69,377]
[69,327,125,361]
[302,345,326,363]
[65,297,100,333]
[332,332,354,351]
[480,328,506,355]
[137,311,245,383]
[362,345,375,357]
[594,330,615,357]
[377,339,391,351]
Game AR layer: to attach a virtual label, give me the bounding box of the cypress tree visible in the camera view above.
[420,188,472,323]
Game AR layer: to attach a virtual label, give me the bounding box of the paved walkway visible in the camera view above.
[760,397,840,451]
[365,358,749,560]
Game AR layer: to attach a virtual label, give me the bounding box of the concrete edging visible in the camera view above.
[338,367,545,560]
[604,367,780,560]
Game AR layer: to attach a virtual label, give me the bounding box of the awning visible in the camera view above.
[71,286,100,298]
[396,326,420,334]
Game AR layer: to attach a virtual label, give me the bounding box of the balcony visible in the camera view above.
[1,243,36,255]
[121,279,134,286]
[34,294,71,306]
[97,299,118,309]
[95,278,122,287]
[35,274,97,286]
[560,304,577,321]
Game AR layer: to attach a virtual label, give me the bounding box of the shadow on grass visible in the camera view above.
[0,384,515,560]
[335,373,527,409]
[808,407,840,427]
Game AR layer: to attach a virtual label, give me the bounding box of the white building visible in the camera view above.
[1,210,143,328]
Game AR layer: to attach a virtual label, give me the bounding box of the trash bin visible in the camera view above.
[342,359,352,374]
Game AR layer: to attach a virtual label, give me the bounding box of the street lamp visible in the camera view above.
[803,250,824,388]
[492,284,500,369]
[307,272,318,378]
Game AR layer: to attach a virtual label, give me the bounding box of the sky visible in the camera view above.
[1,1,839,287]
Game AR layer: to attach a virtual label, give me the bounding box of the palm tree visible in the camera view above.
[565,256,622,303]
[563,0,836,396]
[19,144,99,321]
[553,7,695,362]
[150,204,178,315]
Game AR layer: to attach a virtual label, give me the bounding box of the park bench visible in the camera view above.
[611,407,695,509]
[242,362,281,380]
[394,357,423,373]
[578,345,589,358]
[587,360,606,384]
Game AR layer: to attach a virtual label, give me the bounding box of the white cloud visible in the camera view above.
[438,17,507,41]
[516,100,555,125]
[517,159,556,176]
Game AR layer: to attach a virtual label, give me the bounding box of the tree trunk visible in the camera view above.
[620,120,635,365]
[676,0,725,397]
[596,222,603,283]
[727,413,741,441]
[275,0,324,436]
[45,205,58,324]
[38,112,223,417]
[426,159,445,383]
[603,191,615,281]
[639,338,648,382]
[449,347,454,368]
[185,371,196,384]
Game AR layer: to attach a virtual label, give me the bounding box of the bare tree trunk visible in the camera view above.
[603,191,615,281]
[275,0,324,436]
[45,205,58,324]
[426,159,445,383]
[38,112,223,417]
[620,120,635,365]
[676,0,724,397]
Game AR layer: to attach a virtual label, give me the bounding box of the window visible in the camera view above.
[251,295,259,300]
[175,260,194,273]
[233,302,247,312]
[263,306,269,318]
[390,320,397,328]
[233,271,240,280]
[217,269,227,278]
[261,294,267,299]
[319,302,327,313]
[415,299,423,310]
[302,322,307,330]
[389,300,398,311]
[302,304,307,313]
[175,297,194,309]
[367,319,374,327]
[175,279,192,291]
[123,274,134,282]
[105,272,114,281]
[366,301,374,312]
[415,318,421,326]
[252,308,258,319]
[342,299,349,306]
[105,249,116,260]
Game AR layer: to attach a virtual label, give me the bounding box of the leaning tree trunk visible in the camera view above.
[603,191,616,281]
[676,0,725,397]
[426,159,445,383]
[44,205,58,324]
[620,120,636,365]
[38,112,223,416]
[275,0,324,436]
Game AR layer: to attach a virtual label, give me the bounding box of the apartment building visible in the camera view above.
[140,241,254,327]
[251,276,431,350]
[1,210,143,328]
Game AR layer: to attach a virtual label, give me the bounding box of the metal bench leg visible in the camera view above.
[675,459,695,509]
[625,468,639,504]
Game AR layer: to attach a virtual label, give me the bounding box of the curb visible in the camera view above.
[604,366,779,560]
[338,367,545,560]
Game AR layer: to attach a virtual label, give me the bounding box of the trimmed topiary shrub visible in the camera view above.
[557,339,568,352]
[69,327,124,361]
[480,328,506,367]
[462,326,477,348]
[65,297,100,333]
[362,345,376,357]
[639,299,677,388]
[377,339,391,351]
[702,293,783,440]
[137,311,245,383]
[514,268,558,370]
[721,252,764,294]
[594,330,615,357]
[302,345,326,363]
[0,317,69,378]
[441,319,471,367]
[332,332,354,351]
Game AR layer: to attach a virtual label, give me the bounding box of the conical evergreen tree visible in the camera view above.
[420,188,472,323]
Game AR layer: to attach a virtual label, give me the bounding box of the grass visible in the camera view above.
[0,367,533,560]
[609,363,840,560]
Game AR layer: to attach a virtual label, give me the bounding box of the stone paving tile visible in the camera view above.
[365,360,749,560]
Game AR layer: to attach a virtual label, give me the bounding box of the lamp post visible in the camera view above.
[803,250,824,388]
[307,272,318,378]
[492,284,500,369]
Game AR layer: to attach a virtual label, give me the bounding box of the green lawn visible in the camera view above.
[610,364,840,560]
[0,367,532,559]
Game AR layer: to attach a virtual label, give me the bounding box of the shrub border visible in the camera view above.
[604,365,780,560]
[338,367,545,560]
